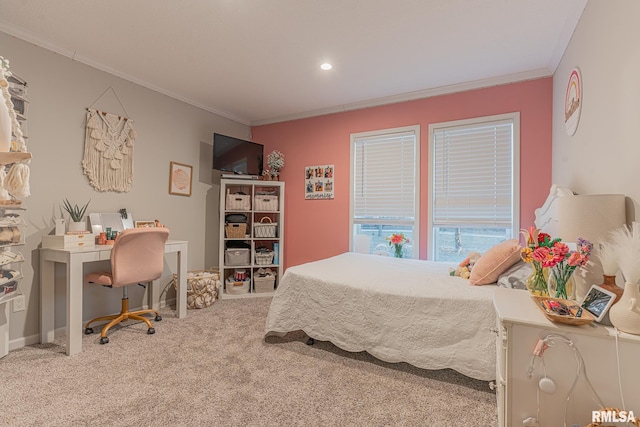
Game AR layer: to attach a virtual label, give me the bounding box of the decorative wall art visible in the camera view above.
[83,87,136,192]
[83,108,136,192]
[564,67,582,136]
[305,164,334,200]
[169,161,193,196]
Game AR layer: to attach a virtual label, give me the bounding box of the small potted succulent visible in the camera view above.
[62,199,90,232]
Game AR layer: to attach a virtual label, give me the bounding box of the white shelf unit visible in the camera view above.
[218,178,284,299]
[0,203,27,358]
[0,205,25,304]
[1,71,29,358]
[0,153,31,308]
[7,73,29,146]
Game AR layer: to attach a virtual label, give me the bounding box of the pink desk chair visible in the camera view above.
[84,227,170,344]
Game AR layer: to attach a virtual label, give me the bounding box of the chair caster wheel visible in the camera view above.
[148,327,155,335]
[155,315,162,321]
[100,336,109,344]
[85,328,94,335]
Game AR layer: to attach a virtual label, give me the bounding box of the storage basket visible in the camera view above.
[254,194,278,211]
[226,190,251,211]
[172,268,220,309]
[225,222,247,238]
[225,248,250,266]
[226,277,250,295]
[254,268,276,293]
[254,250,275,265]
[253,217,277,238]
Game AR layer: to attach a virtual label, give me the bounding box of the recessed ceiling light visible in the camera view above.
[320,63,332,71]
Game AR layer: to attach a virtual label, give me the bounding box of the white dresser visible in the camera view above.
[494,287,640,427]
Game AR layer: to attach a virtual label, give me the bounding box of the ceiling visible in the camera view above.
[0,0,587,126]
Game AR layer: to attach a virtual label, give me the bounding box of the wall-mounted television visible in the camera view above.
[213,133,264,176]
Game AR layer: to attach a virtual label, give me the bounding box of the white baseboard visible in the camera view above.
[9,333,40,351]
[8,297,175,351]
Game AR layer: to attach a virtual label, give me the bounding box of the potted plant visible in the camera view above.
[62,199,90,232]
[267,150,285,180]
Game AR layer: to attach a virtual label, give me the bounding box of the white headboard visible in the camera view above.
[533,184,574,235]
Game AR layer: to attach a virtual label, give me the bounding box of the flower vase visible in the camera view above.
[609,282,640,335]
[547,269,576,300]
[526,262,549,296]
[393,244,403,258]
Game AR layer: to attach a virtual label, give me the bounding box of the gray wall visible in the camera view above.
[1,32,250,348]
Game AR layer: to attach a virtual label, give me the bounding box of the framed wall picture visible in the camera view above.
[305,164,334,200]
[169,161,193,196]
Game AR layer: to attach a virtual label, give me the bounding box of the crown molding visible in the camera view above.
[250,69,552,126]
[0,23,250,126]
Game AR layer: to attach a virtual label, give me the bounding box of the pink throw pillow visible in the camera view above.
[469,239,522,286]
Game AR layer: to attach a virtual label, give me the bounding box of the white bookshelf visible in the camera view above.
[218,178,284,299]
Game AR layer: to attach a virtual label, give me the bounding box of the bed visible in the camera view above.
[264,187,569,381]
[265,253,505,380]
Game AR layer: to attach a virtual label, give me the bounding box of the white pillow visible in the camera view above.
[496,260,532,289]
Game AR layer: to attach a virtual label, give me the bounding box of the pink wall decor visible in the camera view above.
[252,78,553,269]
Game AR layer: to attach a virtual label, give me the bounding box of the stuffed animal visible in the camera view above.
[449,251,482,279]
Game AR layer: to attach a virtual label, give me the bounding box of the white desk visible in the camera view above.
[40,240,188,355]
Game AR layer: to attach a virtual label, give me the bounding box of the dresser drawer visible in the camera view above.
[42,234,96,249]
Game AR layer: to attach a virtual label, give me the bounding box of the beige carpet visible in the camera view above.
[1,298,497,426]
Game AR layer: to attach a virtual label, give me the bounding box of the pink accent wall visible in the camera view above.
[252,78,552,269]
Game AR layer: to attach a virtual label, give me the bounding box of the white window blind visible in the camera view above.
[432,119,513,227]
[353,130,416,223]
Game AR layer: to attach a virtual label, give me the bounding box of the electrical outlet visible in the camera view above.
[13,295,25,312]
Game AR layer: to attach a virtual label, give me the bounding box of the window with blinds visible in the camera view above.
[350,126,420,258]
[428,113,520,262]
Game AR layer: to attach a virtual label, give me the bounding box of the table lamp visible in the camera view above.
[557,194,626,303]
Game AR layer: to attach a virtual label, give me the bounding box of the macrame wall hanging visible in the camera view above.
[82,87,136,192]
[0,56,31,204]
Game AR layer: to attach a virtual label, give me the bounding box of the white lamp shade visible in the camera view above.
[557,194,626,244]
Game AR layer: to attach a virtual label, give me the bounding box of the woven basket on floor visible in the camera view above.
[173,268,220,309]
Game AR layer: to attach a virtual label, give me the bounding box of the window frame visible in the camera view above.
[427,112,520,261]
[349,125,421,258]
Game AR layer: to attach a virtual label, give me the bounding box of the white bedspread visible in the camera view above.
[264,252,498,381]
